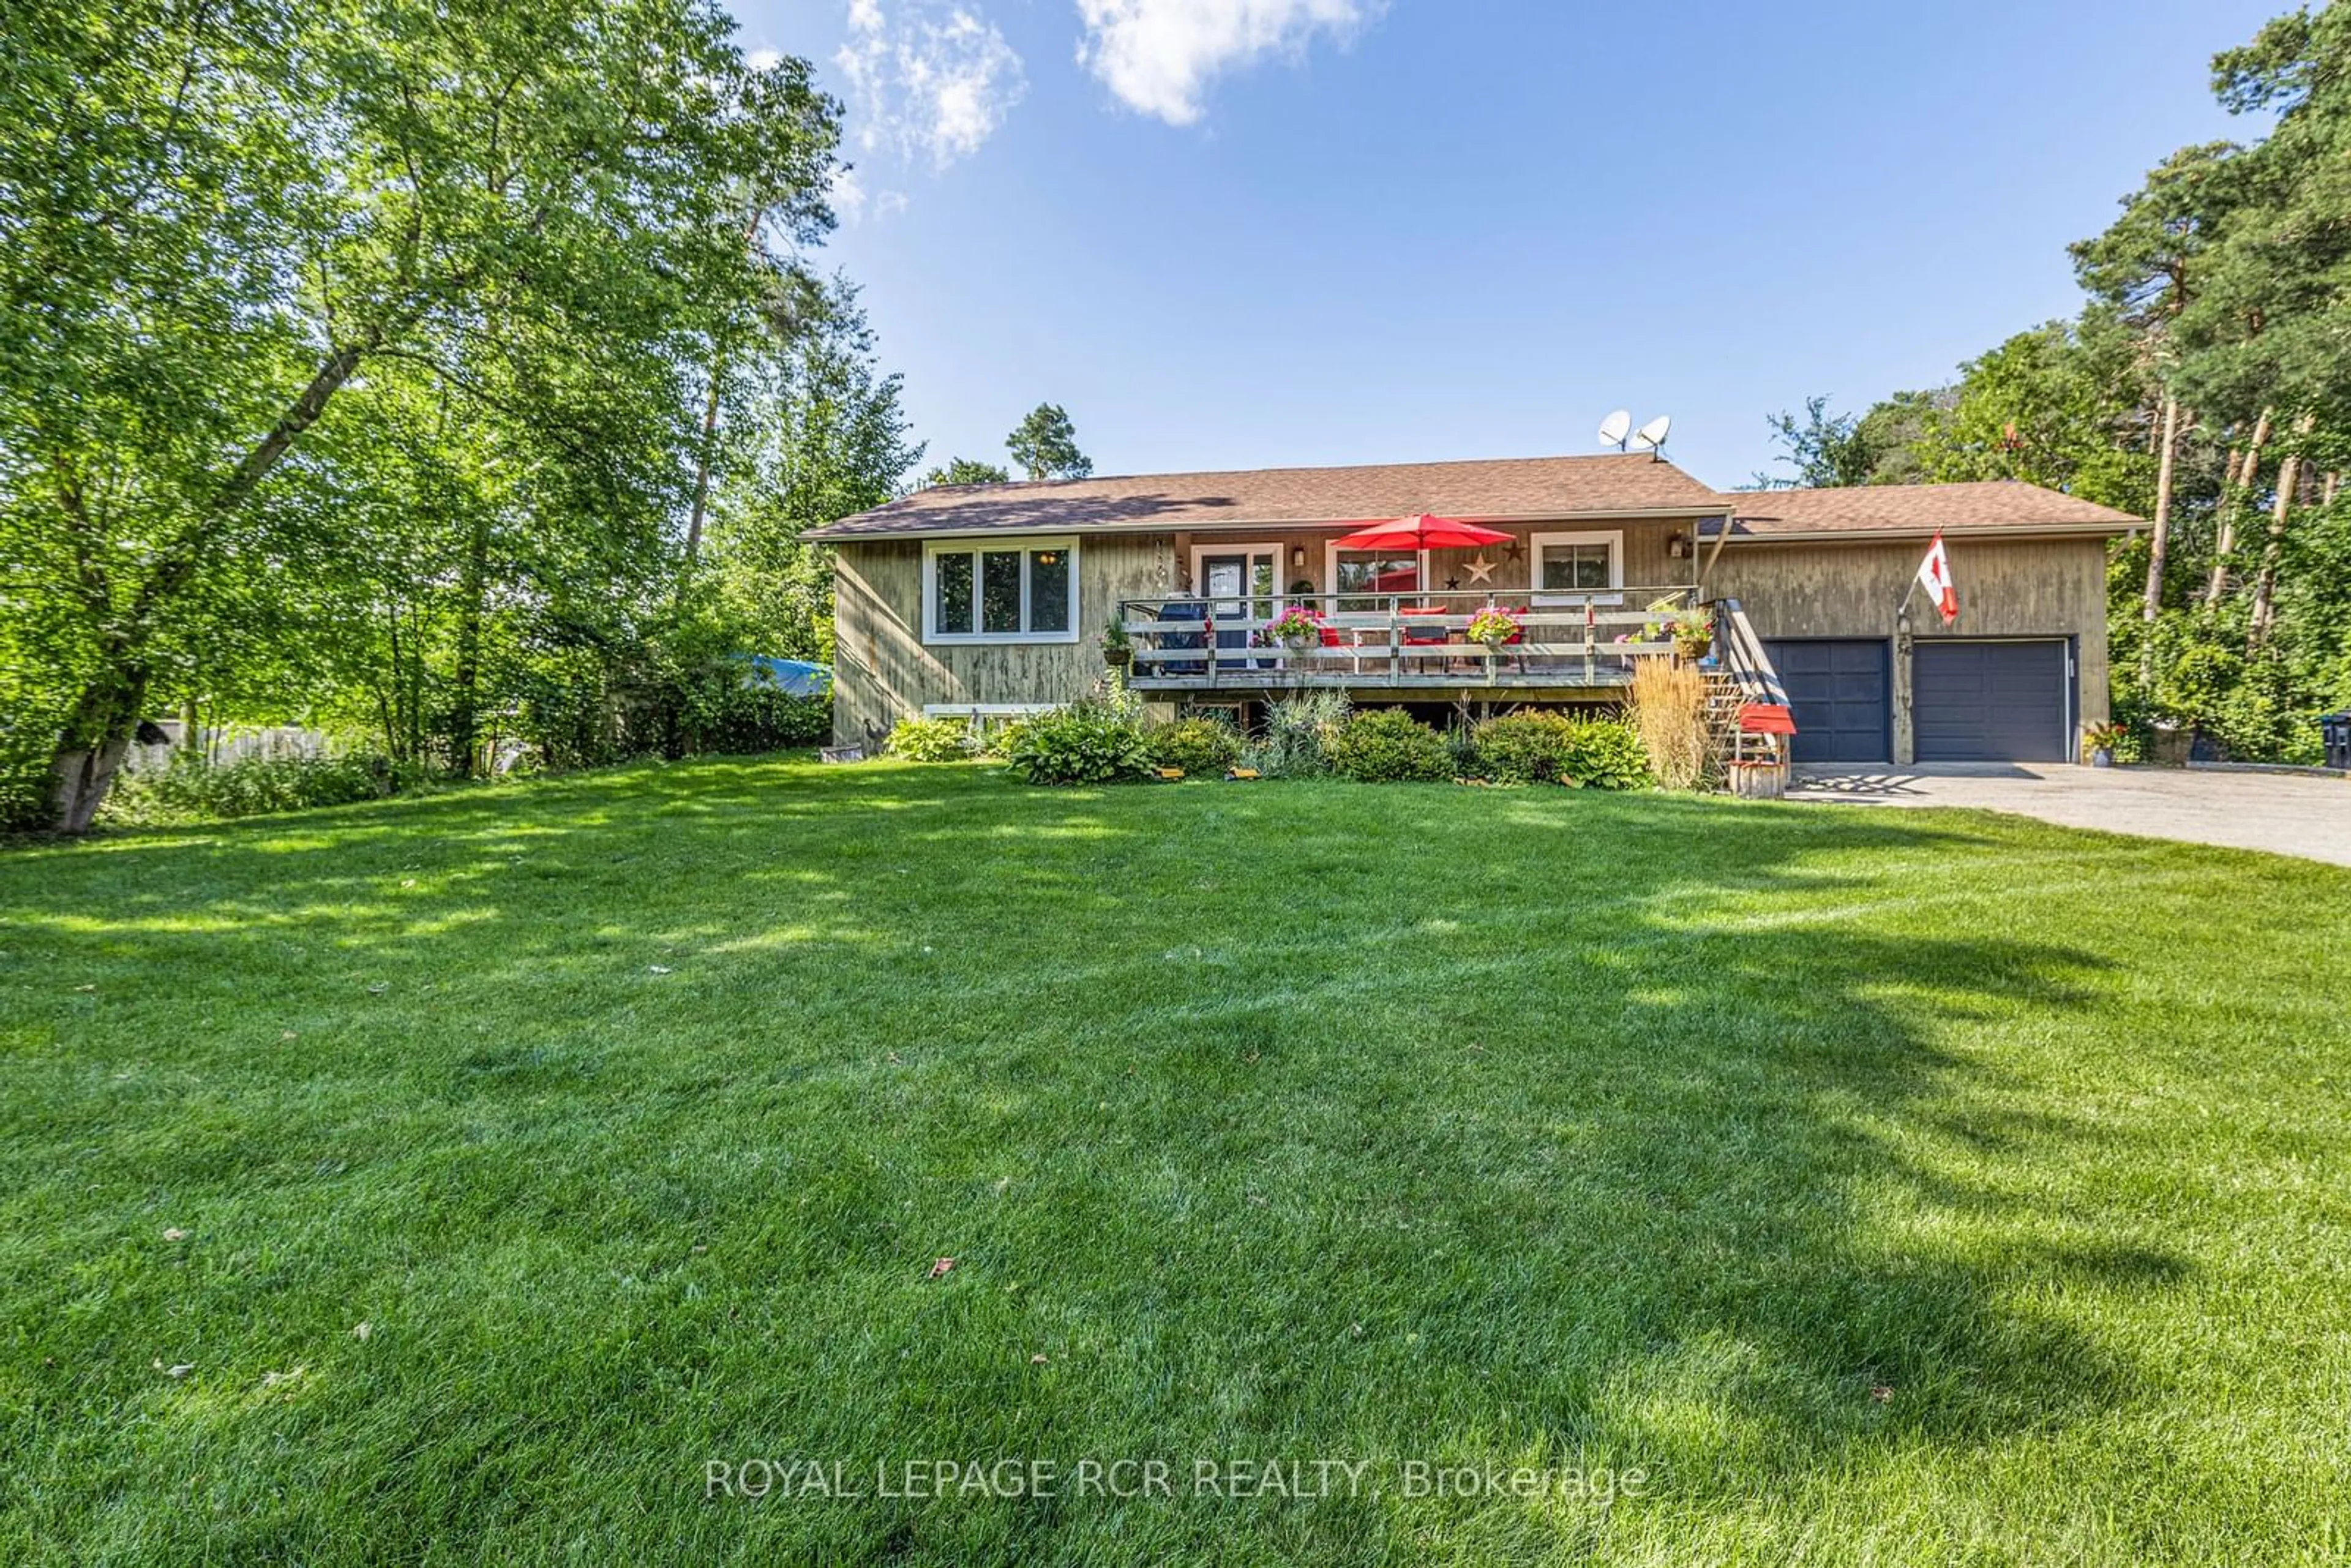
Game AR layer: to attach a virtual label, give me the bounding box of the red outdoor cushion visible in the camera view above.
[1738,703,1798,735]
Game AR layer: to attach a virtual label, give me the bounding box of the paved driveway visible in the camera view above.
[1787,763,2351,866]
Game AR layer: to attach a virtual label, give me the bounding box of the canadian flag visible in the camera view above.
[1916,532,1958,624]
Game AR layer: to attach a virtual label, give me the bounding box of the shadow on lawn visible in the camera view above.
[0,762,2195,1562]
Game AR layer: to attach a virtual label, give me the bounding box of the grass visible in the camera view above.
[2,756,2348,1565]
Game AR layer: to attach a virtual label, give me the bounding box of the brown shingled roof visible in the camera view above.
[1710,480,2141,539]
[805,454,1729,539]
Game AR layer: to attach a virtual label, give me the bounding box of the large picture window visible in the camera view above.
[1529,530,1624,602]
[1330,549,1420,612]
[924,538,1079,643]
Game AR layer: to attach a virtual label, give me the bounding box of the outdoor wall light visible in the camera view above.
[1291,546,1307,567]
[1667,531,1691,559]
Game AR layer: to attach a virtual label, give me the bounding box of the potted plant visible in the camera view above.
[1672,608,1713,661]
[1264,604,1327,655]
[2082,721,2127,767]
[1646,609,1712,661]
[1102,617,1132,671]
[1466,606,1522,650]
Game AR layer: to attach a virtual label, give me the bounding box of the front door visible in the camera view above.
[1199,548,1278,659]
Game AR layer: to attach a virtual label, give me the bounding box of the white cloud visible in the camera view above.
[746,47,783,70]
[829,164,869,221]
[835,2,1027,170]
[827,164,913,225]
[1074,0,1374,125]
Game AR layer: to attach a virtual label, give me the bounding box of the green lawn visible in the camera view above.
[3,759,2347,1564]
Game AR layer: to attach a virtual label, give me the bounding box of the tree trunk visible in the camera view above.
[684,356,726,565]
[46,664,151,833]
[2140,396,2181,689]
[682,208,767,568]
[39,337,380,833]
[2247,413,2315,652]
[2207,408,2272,606]
[448,511,493,776]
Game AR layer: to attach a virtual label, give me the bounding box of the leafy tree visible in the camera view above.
[2071,141,2243,656]
[1752,397,1867,489]
[1006,402,1094,480]
[1753,397,1877,488]
[0,0,841,828]
[703,279,924,660]
[923,457,1012,486]
[1904,321,2157,516]
[1752,392,1944,489]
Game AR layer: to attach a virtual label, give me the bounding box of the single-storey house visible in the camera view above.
[804,454,2140,767]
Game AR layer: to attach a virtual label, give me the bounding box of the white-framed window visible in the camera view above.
[922,537,1079,644]
[1529,530,1624,604]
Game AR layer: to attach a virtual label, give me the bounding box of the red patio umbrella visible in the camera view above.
[1329,514,1514,602]
[1329,513,1515,552]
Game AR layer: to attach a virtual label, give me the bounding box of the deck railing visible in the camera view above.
[1702,596,1794,776]
[1705,598,1788,707]
[1114,588,1706,690]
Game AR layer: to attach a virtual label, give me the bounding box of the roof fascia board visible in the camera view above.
[811,504,1733,542]
[1703,521,2136,543]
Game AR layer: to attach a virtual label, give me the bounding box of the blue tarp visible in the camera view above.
[732,656,833,698]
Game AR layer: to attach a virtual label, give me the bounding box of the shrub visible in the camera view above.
[1003,698,1153,785]
[98,750,427,827]
[1246,690,1349,778]
[976,716,1034,759]
[887,716,974,762]
[1149,716,1242,776]
[1328,708,1455,783]
[1627,660,1712,789]
[673,669,831,755]
[514,652,831,770]
[1469,710,1580,784]
[1560,716,1650,790]
[0,741,51,834]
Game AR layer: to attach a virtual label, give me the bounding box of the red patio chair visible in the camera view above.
[1398,606,1452,645]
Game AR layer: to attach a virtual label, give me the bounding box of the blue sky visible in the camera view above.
[736,0,2282,491]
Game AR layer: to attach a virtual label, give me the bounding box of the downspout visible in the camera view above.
[1697,512,1735,595]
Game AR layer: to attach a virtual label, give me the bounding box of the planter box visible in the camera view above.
[1725,760,1790,800]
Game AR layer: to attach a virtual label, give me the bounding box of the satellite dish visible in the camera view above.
[1629,414,1673,456]
[1597,410,1632,451]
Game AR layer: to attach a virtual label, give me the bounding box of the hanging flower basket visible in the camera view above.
[1265,604,1328,653]
[1646,608,1712,660]
[1466,606,1522,649]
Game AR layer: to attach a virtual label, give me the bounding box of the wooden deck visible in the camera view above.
[1116,588,1704,693]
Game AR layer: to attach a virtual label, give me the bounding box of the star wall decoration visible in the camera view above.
[1464,555,1496,583]
[1503,539,1526,562]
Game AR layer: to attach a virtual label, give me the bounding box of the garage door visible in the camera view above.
[1913,640,2069,762]
[1766,639,1890,763]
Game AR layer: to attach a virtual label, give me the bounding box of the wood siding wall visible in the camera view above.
[1168,518,1703,597]
[831,533,1177,745]
[1709,537,2112,764]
